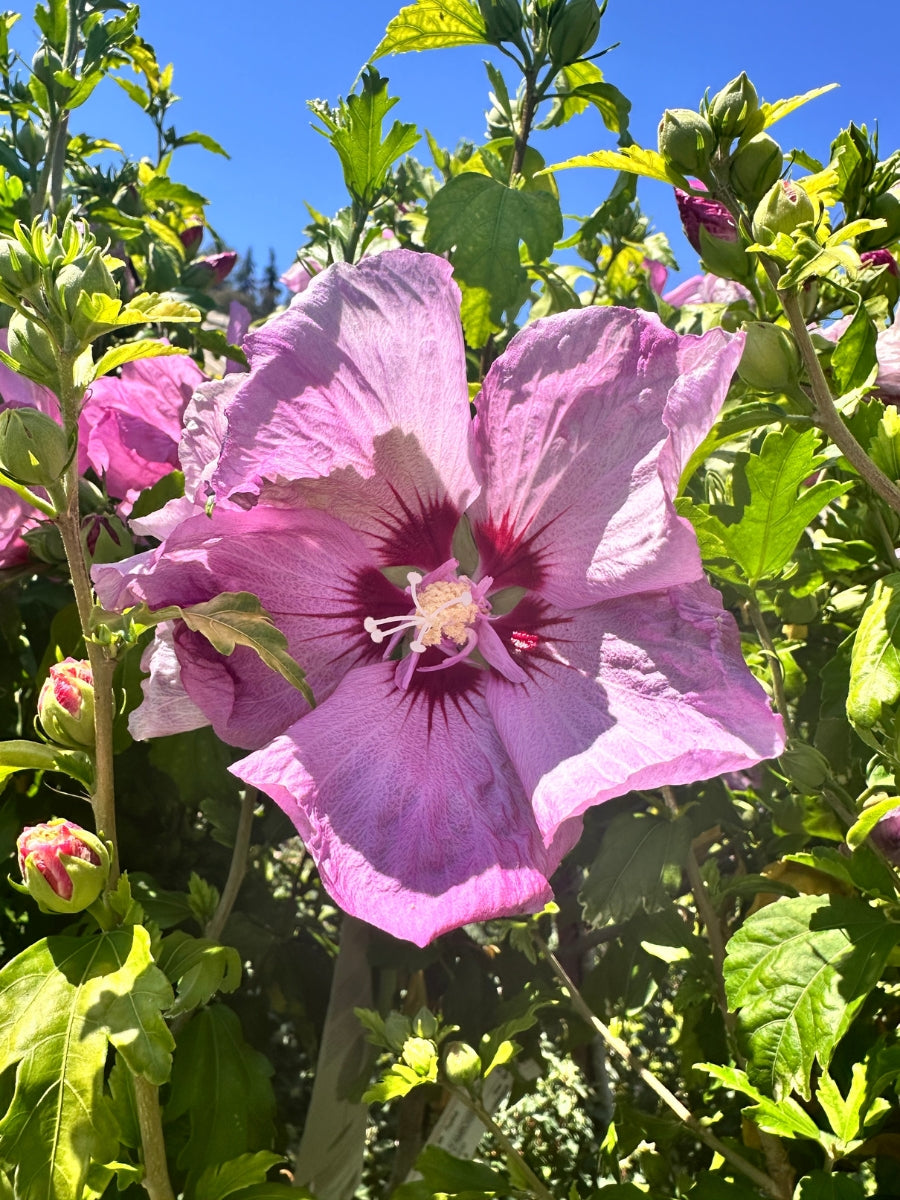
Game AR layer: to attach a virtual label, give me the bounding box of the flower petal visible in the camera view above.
[95,505,402,749]
[211,250,480,567]
[486,581,784,843]
[469,307,743,607]
[128,624,208,741]
[232,662,556,945]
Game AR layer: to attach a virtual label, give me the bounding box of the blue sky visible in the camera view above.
[17,1,900,282]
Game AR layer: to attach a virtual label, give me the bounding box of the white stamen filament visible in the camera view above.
[364,571,475,655]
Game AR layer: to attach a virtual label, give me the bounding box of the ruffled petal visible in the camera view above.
[469,307,743,607]
[232,662,557,946]
[95,505,403,749]
[211,250,480,568]
[128,625,208,741]
[486,580,784,843]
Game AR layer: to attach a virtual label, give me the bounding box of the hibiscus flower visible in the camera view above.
[94,249,784,946]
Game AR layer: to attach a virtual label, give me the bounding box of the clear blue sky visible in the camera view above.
[17,1,900,280]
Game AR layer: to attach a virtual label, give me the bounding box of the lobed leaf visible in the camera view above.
[372,0,487,58]
[545,145,688,186]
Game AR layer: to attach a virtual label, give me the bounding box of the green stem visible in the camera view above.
[344,198,369,264]
[743,595,793,737]
[133,1076,175,1200]
[776,286,900,516]
[456,1092,553,1200]
[509,68,538,182]
[535,935,785,1200]
[204,788,256,942]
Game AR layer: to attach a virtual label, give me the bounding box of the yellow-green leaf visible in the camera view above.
[372,0,487,58]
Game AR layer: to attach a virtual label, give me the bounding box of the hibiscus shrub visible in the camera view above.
[1,3,900,1200]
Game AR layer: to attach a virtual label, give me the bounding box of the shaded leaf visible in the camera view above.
[194,1152,284,1200]
[832,304,878,394]
[580,814,691,927]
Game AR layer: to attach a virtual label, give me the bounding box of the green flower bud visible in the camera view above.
[443,1041,482,1086]
[752,180,818,245]
[54,248,119,332]
[0,238,41,304]
[657,109,715,179]
[547,0,601,67]
[7,313,62,391]
[14,818,110,915]
[708,73,759,140]
[15,121,45,167]
[779,744,830,793]
[38,658,95,749]
[23,520,65,565]
[0,407,69,487]
[729,133,783,206]
[737,322,801,393]
[478,0,525,44]
[860,186,900,252]
[698,223,752,284]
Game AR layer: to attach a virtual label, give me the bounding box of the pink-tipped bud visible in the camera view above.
[15,818,110,913]
[674,185,737,253]
[860,249,899,278]
[869,811,900,866]
[179,225,204,256]
[38,658,95,749]
[280,258,320,295]
[205,251,237,283]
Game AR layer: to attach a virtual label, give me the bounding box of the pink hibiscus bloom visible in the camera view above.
[94,250,784,945]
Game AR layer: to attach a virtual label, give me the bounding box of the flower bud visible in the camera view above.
[658,109,715,179]
[708,73,759,141]
[182,250,238,288]
[55,249,119,328]
[729,133,783,206]
[737,322,801,393]
[752,180,817,244]
[478,0,525,45]
[15,819,110,914]
[38,658,95,749]
[443,1041,482,1086]
[0,237,41,298]
[179,224,204,258]
[7,313,63,391]
[868,810,900,866]
[15,121,45,167]
[81,512,134,564]
[674,186,737,253]
[548,0,601,66]
[860,187,900,252]
[0,407,69,487]
[861,249,899,277]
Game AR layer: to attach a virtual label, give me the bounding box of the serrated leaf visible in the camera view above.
[140,591,314,708]
[316,68,419,207]
[761,85,839,128]
[157,930,242,1016]
[0,738,94,789]
[545,145,688,186]
[91,339,188,382]
[832,304,878,394]
[425,172,561,346]
[692,427,850,586]
[0,928,174,1200]
[372,0,487,57]
[848,573,900,728]
[167,1005,276,1188]
[724,895,899,1099]
[580,814,691,927]
[702,1063,824,1141]
[194,1152,284,1200]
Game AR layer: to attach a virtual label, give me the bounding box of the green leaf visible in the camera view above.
[545,145,689,187]
[415,1145,508,1194]
[847,573,900,728]
[760,84,839,129]
[175,131,231,158]
[75,291,200,341]
[688,427,850,586]
[0,928,174,1199]
[0,738,94,790]
[723,895,899,1099]
[702,1063,824,1142]
[580,814,692,927]
[372,0,487,57]
[794,1171,865,1200]
[542,62,631,134]
[425,171,562,346]
[845,795,900,850]
[139,591,314,709]
[91,339,188,382]
[832,305,878,395]
[194,1152,284,1200]
[157,930,242,1016]
[315,68,419,207]
[167,1005,276,1188]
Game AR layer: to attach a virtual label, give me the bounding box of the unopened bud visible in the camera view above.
[729,133,783,206]
[860,187,900,252]
[0,407,69,487]
[737,322,801,392]
[55,249,119,328]
[38,658,95,749]
[182,250,237,288]
[15,121,45,167]
[548,0,601,66]
[675,186,737,253]
[752,180,818,244]
[861,249,899,277]
[81,512,134,564]
[478,0,525,44]
[0,238,40,298]
[179,225,204,258]
[708,73,759,141]
[15,819,110,914]
[7,313,62,390]
[444,1041,482,1086]
[658,109,715,179]
[868,809,900,866]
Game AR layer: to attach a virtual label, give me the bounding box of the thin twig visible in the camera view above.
[743,596,793,737]
[457,1093,554,1200]
[205,787,256,942]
